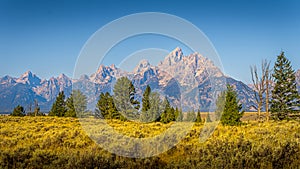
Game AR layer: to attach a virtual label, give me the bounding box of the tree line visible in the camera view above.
[95,77,203,123]
[11,77,204,123]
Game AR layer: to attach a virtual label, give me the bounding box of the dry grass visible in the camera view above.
[0,116,300,168]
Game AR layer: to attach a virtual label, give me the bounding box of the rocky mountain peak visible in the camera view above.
[57,74,72,86]
[90,64,119,84]
[96,65,105,73]
[161,47,184,66]
[22,70,33,77]
[111,64,117,70]
[16,70,41,86]
[57,73,69,80]
[0,75,15,84]
[134,59,151,73]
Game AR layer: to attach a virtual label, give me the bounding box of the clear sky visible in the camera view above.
[0,0,300,84]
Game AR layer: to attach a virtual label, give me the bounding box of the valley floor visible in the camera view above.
[0,116,300,168]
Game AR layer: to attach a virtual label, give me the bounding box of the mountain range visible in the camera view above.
[1,47,299,112]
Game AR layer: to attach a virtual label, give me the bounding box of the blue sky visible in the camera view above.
[0,0,299,83]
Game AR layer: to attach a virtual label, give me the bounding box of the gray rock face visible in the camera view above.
[0,48,270,112]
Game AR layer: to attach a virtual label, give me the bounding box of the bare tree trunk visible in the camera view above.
[250,60,270,122]
[265,61,271,121]
[251,65,264,120]
[265,77,270,121]
[34,99,38,117]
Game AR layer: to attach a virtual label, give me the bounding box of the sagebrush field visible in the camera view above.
[1,116,300,169]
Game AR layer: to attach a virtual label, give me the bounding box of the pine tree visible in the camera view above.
[140,92,162,122]
[96,92,108,119]
[49,91,67,117]
[107,92,123,120]
[167,107,176,122]
[96,92,122,120]
[65,94,76,117]
[140,85,151,122]
[215,90,226,121]
[175,107,183,121]
[186,109,196,122]
[72,90,87,118]
[11,105,25,116]
[113,77,140,121]
[142,85,151,112]
[196,108,202,123]
[160,97,174,123]
[219,85,244,126]
[150,92,163,122]
[271,52,300,120]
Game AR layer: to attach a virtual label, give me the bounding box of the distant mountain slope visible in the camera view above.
[0,48,259,112]
[296,69,300,92]
[0,72,72,112]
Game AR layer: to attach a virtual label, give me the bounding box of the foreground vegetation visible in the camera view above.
[1,116,300,168]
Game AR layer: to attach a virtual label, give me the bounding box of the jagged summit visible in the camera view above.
[16,70,41,86]
[0,75,15,84]
[172,47,183,55]
[21,70,33,77]
[162,47,184,65]
[58,73,69,79]
[133,59,151,73]
[90,64,122,84]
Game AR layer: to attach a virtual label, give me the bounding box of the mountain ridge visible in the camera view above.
[1,48,298,112]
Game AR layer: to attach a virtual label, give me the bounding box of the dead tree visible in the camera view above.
[250,60,270,121]
[264,61,272,121]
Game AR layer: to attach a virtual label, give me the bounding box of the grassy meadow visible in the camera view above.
[0,115,300,168]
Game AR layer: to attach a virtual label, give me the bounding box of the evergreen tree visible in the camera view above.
[141,85,151,112]
[140,85,151,122]
[186,109,196,122]
[167,107,176,121]
[271,52,300,120]
[113,77,140,121]
[150,92,163,122]
[215,90,226,121]
[96,92,108,119]
[72,90,87,118]
[160,111,168,123]
[160,97,173,123]
[219,85,244,126]
[65,94,76,117]
[159,97,177,123]
[175,107,183,121]
[196,108,202,123]
[140,92,162,122]
[11,105,25,116]
[96,92,122,120]
[49,91,67,117]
